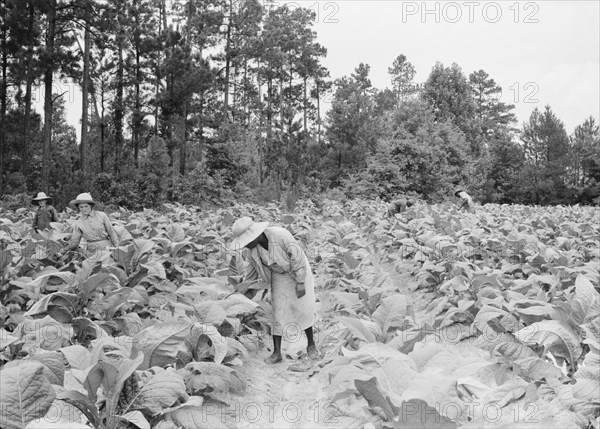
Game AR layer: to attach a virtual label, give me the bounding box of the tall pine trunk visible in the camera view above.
[22,1,36,169]
[80,10,91,171]
[42,0,57,192]
[100,82,106,173]
[179,101,187,176]
[223,0,232,119]
[316,79,321,144]
[303,76,307,132]
[133,44,141,167]
[0,24,6,196]
[114,40,124,176]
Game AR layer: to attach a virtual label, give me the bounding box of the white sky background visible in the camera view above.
[310,0,600,133]
[35,0,599,137]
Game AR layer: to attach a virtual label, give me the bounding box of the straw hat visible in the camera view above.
[230,217,269,250]
[32,192,52,205]
[69,192,102,210]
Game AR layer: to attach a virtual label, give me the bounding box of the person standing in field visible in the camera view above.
[230,216,318,364]
[32,192,59,233]
[58,193,119,259]
[455,189,475,213]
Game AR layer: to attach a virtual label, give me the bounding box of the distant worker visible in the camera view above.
[387,197,414,217]
[58,193,118,259]
[32,192,59,233]
[455,189,475,213]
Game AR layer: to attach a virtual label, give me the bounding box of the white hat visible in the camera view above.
[32,192,52,205]
[69,192,102,210]
[229,217,269,250]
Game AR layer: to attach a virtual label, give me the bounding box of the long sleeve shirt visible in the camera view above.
[244,226,307,286]
[458,192,474,211]
[66,210,119,250]
[33,205,59,231]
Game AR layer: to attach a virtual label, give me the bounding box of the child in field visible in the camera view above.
[32,192,59,233]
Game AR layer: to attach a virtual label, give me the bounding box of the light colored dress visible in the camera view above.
[66,210,119,258]
[458,192,475,213]
[244,226,316,337]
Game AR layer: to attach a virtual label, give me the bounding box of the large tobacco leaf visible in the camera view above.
[0,361,56,429]
[570,275,600,325]
[130,368,188,415]
[133,322,193,369]
[355,377,398,421]
[338,316,379,343]
[516,320,583,368]
[23,291,79,323]
[181,361,246,394]
[473,305,522,334]
[161,396,230,429]
[372,294,412,334]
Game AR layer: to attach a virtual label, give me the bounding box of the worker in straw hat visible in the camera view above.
[455,188,475,213]
[31,192,59,233]
[58,192,118,259]
[230,216,318,364]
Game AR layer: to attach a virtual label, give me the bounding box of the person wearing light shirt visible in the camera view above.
[455,189,475,213]
[59,193,118,259]
[230,217,318,364]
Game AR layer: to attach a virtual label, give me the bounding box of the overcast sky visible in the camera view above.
[310,0,599,134]
[40,0,599,137]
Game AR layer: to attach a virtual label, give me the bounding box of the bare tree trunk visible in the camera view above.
[303,76,307,132]
[80,11,91,170]
[114,40,124,177]
[316,80,321,145]
[0,25,6,196]
[223,0,232,119]
[22,1,36,168]
[179,101,187,176]
[100,81,106,173]
[243,58,248,124]
[42,0,57,192]
[133,45,141,167]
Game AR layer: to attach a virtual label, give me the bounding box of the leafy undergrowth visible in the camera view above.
[0,200,599,429]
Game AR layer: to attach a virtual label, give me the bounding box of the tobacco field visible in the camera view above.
[0,200,599,429]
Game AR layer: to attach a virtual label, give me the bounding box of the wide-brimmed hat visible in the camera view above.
[229,217,269,250]
[69,192,102,210]
[454,189,464,197]
[32,192,52,205]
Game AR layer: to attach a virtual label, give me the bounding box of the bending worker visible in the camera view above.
[230,216,318,364]
[388,197,414,217]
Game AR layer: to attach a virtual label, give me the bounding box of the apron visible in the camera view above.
[256,246,316,338]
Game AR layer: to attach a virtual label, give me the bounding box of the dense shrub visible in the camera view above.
[0,192,32,211]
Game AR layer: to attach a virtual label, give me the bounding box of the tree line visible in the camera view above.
[1,0,598,210]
